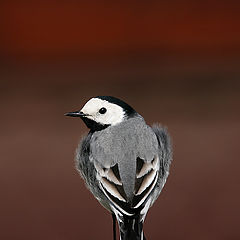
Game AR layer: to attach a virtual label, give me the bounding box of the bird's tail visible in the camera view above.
[118,214,146,240]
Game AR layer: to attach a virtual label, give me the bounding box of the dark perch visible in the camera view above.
[112,213,116,240]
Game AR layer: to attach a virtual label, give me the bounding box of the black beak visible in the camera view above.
[64,111,86,118]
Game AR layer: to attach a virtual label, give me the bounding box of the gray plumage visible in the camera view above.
[66,96,173,240]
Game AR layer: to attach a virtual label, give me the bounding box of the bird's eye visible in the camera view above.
[99,107,107,114]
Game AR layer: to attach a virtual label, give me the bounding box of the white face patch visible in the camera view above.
[80,98,125,126]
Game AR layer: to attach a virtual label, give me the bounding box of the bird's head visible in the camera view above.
[65,96,137,131]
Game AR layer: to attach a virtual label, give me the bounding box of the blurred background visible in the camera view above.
[1,1,240,239]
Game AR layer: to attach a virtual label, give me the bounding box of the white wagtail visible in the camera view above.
[65,96,172,240]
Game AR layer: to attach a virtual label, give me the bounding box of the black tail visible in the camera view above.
[118,215,146,240]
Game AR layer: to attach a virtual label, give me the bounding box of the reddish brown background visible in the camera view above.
[1,1,240,240]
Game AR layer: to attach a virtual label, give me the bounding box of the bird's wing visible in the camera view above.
[140,124,172,217]
[133,124,172,217]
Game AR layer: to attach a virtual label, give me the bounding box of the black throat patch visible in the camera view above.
[81,117,110,132]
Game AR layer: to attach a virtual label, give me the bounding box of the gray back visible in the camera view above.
[90,116,159,199]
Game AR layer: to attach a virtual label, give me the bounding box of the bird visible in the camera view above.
[65,96,172,240]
